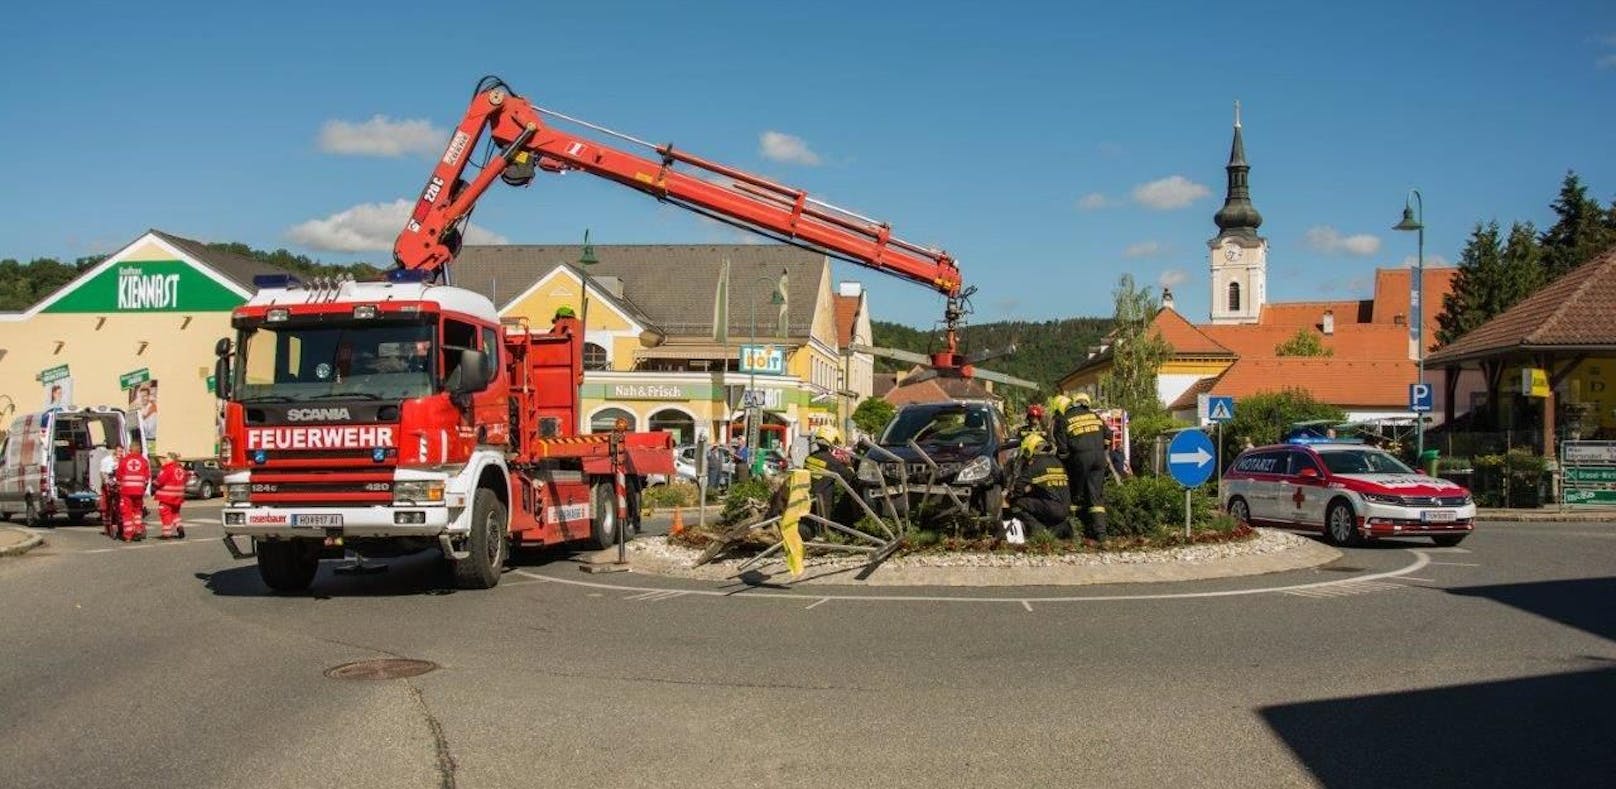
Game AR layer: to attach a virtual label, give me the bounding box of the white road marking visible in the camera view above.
[1429,561,1480,567]
[804,598,830,610]
[1423,547,1472,554]
[1397,576,1439,583]
[508,551,1437,604]
[1021,600,1034,612]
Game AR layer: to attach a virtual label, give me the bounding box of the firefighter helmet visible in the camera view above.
[1020,433,1050,458]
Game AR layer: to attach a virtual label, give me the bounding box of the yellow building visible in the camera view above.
[452,244,869,448]
[0,230,294,457]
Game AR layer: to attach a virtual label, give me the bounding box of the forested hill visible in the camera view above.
[871,317,1112,392]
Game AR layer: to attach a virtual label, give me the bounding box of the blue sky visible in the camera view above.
[2,0,1613,328]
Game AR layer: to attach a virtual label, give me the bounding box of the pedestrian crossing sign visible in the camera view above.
[1200,394,1235,423]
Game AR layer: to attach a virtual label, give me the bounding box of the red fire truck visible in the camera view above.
[218,76,978,592]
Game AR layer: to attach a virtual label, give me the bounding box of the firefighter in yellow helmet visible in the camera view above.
[1053,391,1111,540]
[802,425,857,539]
[1008,433,1072,538]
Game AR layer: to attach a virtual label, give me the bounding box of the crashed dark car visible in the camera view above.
[855,402,1016,523]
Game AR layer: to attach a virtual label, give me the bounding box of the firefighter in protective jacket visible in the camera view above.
[1054,392,1111,540]
[1008,434,1071,538]
[116,449,153,541]
[154,452,189,539]
[802,426,858,539]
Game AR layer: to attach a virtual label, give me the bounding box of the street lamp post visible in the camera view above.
[576,230,599,435]
[744,277,785,476]
[1393,189,1425,459]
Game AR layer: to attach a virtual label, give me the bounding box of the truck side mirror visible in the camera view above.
[213,337,233,400]
[449,348,491,396]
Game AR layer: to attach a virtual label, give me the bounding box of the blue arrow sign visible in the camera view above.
[1167,430,1217,488]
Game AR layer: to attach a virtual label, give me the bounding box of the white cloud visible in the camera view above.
[287,200,507,252]
[1157,269,1189,289]
[1124,240,1166,258]
[318,115,448,157]
[1400,253,1451,268]
[1599,53,1616,69]
[1077,192,1114,210]
[759,131,822,166]
[1131,175,1211,210]
[1304,225,1382,257]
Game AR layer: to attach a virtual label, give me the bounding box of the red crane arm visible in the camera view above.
[392,81,962,299]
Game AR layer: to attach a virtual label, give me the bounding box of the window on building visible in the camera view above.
[583,342,608,371]
[649,408,696,446]
[589,407,636,434]
[1227,282,1242,313]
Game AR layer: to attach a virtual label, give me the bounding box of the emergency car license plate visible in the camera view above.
[1421,510,1457,523]
[292,513,343,528]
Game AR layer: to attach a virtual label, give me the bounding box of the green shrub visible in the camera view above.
[642,482,698,510]
[1104,474,1218,538]
[1472,449,1548,507]
[721,478,775,524]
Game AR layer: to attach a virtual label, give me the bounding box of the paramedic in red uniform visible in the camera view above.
[154,452,189,539]
[116,448,153,541]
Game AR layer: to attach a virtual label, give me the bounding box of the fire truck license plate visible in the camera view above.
[292,514,343,528]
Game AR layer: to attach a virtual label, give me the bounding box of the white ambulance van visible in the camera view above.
[0,407,145,526]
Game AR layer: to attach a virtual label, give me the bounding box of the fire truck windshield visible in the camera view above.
[234,321,436,403]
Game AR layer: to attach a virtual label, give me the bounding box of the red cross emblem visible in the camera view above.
[1292,487,1306,509]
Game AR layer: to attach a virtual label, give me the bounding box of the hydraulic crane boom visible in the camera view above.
[393,77,974,365]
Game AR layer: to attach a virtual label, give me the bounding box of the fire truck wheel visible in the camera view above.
[589,482,628,550]
[257,539,319,593]
[452,488,508,590]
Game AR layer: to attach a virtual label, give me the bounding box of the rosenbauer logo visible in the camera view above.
[286,407,352,422]
[245,425,396,450]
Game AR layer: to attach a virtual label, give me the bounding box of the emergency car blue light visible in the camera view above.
[253,449,269,465]
[387,268,431,283]
[372,448,387,463]
[252,274,301,289]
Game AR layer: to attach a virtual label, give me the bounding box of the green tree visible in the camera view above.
[1274,328,1333,357]
[1097,274,1170,418]
[870,316,1111,392]
[1539,171,1615,280]
[0,257,82,311]
[851,398,896,437]
[1220,389,1346,465]
[1436,221,1546,347]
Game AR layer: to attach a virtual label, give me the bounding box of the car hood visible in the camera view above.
[879,443,995,464]
[1332,473,1467,496]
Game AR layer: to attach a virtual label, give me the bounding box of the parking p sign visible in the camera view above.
[1409,383,1433,413]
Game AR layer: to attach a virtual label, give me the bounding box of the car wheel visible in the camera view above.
[66,512,86,526]
[0,511,10,522]
[450,487,507,590]
[1227,496,1252,525]
[1324,500,1360,547]
[257,539,320,593]
[1431,534,1467,547]
[199,481,216,500]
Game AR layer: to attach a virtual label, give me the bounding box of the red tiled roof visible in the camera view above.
[1153,308,1233,355]
[1211,358,1415,407]
[1372,267,1457,351]
[1259,300,1367,327]
[1427,250,1616,365]
[882,375,1000,406]
[833,294,861,349]
[873,373,899,398]
[1201,322,1410,360]
[1168,376,1220,411]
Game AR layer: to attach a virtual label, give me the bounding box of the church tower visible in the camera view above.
[1208,102,1266,325]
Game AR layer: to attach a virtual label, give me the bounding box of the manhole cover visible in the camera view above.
[324,659,439,680]
[1320,566,1365,573]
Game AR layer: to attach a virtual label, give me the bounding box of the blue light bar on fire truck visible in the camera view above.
[252,274,302,289]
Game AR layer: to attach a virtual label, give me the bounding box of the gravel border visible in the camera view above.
[0,528,45,558]
[618,527,1337,586]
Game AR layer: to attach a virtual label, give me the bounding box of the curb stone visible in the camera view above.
[0,528,45,558]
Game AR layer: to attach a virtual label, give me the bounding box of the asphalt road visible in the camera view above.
[2,504,1613,788]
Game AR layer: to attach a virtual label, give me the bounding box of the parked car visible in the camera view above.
[856,401,1015,523]
[1220,442,1476,547]
[181,458,224,499]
